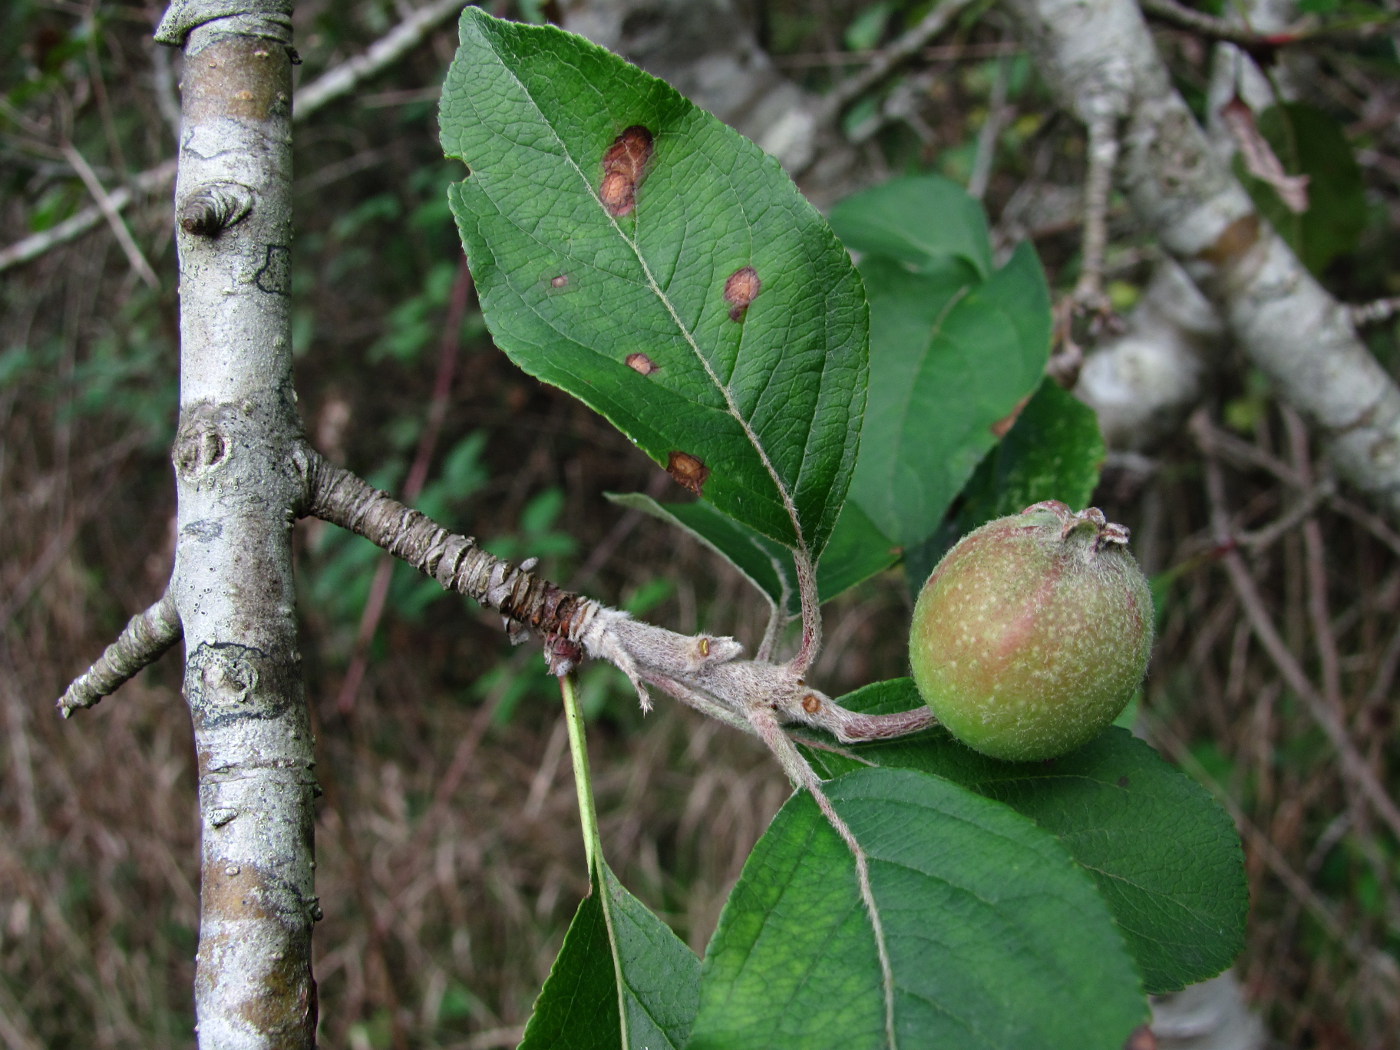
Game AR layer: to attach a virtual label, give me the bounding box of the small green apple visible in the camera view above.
[909,501,1153,762]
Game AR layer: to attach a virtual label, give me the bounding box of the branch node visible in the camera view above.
[179,182,254,237]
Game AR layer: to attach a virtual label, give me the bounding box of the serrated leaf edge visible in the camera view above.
[453,8,818,562]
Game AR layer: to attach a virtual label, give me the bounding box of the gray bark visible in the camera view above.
[158,2,318,1046]
[1007,0,1400,521]
[1075,260,1224,452]
[1074,0,1302,457]
[1153,970,1266,1050]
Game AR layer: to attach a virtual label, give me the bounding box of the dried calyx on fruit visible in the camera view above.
[909,501,1153,762]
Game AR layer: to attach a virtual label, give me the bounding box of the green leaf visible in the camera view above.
[830,173,993,277]
[606,492,792,612]
[606,492,898,615]
[817,497,901,599]
[825,175,1052,553]
[689,768,1146,1049]
[1238,102,1366,275]
[844,242,1051,549]
[844,0,896,51]
[440,8,867,557]
[519,860,700,1050]
[955,377,1106,528]
[804,680,1249,994]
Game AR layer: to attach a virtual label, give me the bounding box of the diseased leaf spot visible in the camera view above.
[600,172,634,214]
[724,265,761,321]
[801,693,822,714]
[626,352,660,375]
[666,450,710,495]
[599,125,654,217]
[542,270,576,296]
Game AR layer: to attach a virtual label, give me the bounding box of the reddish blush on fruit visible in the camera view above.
[908,501,1153,762]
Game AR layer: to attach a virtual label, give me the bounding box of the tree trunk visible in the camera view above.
[157,2,318,1045]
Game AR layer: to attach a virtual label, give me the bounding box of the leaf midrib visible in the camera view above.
[481,20,809,554]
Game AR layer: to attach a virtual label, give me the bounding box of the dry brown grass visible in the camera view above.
[0,354,797,1049]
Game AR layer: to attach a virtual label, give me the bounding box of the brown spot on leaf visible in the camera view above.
[550,274,569,288]
[801,694,821,714]
[666,451,709,495]
[626,352,660,375]
[599,171,636,216]
[600,125,654,217]
[724,265,762,321]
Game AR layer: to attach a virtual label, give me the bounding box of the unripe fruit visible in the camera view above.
[909,501,1153,762]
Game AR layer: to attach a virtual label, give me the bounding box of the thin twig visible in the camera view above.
[1141,0,1278,47]
[0,160,176,274]
[59,142,160,288]
[2,0,464,275]
[293,0,466,115]
[302,448,933,745]
[333,261,473,714]
[1348,295,1400,328]
[967,50,1012,200]
[1072,111,1119,314]
[1143,0,1393,49]
[1200,449,1400,842]
[773,40,1018,71]
[817,0,978,122]
[57,590,182,715]
[1283,410,1344,716]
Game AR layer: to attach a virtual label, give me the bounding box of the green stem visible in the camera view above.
[560,675,634,1045]
[560,673,602,872]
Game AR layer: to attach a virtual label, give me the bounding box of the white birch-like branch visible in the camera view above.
[1007,0,1400,522]
[1075,260,1224,451]
[154,2,316,1045]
